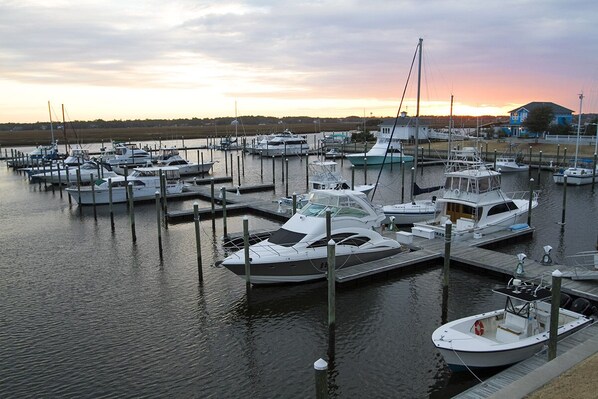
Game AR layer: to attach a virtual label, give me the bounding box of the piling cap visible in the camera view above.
[552,269,562,277]
[328,239,336,245]
[314,358,328,370]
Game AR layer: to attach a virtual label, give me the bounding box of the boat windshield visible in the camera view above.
[297,192,371,218]
[269,228,306,247]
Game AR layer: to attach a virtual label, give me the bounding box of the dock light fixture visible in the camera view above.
[541,245,553,265]
[515,253,526,277]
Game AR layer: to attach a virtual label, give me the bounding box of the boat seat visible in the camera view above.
[496,313,527,342]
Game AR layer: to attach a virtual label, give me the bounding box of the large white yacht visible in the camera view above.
[221,190,403,284]
[66,166,183,205]
[248,130,309,157]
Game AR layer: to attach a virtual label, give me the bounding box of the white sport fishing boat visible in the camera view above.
[248,130,309,157]
[31,160,117,184]
[221,190,403,284]
[412,150,538,241]
[154,147,215,175]
[105,142,153,174]
[431,278,592,370]
[66,166,183,205]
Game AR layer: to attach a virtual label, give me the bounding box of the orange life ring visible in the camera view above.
[474,320,485,336]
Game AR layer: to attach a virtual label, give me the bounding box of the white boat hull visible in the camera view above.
[553,168,597,185]
[66,183,184,205]
[432,305,591,370]
[383,200,438,225]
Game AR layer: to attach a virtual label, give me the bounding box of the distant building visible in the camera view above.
[508,102,573,137]
[378,112,430,141]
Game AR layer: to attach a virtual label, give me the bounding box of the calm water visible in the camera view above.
[2,137,598,398]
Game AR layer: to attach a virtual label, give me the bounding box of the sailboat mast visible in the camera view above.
[234,100,238,140]
[61,104,68,154]
[411,37,423,201]
[574,93,583,168]
[47,101,54,144]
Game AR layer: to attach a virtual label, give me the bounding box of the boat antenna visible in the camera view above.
[574,92,583,168]
[370,38,420,199]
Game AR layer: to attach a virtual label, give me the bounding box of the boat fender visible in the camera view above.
[474,320,485,336]
[453,189,460,196]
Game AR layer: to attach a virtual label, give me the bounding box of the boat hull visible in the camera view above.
[432,307,592,370]
[553,171,596,185]
[383,201,438,225]
[221,247,403,284]
[66,183,183,205]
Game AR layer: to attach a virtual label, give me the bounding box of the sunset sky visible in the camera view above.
[1,0,597,123]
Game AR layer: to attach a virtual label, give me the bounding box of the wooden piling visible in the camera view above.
[159,173,168,229]
[90,173,97,220]
[443,221,452,288]
[108,178,114,230]
[537,151,542,181]
[292,193,297,214]
[243,216,250,289]
[327,239,336,331]
[221,187,228,238]
[561,175,568,226]
[285,158,289,197]
[548,270,562,361]
[401,161,406,203]
[326,209,331,241]
[271,156,276,189]
[314,358,328,399]
[156,192,163,259]
[237,155,241,187]
[210,178,216,230]
[592,153,597,188]
[76,168,82,205]
[127,183,136,242]
[527,178,534,226]
[194,202,202,280]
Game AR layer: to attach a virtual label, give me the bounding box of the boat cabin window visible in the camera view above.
[487,201,518,216]
[269,228,306,247]
[446,202,478,222]
[307,233,356,248]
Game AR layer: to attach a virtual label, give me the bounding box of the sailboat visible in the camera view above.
[382,39,441,225]
[29,101,60,163]
[553,93,597,185]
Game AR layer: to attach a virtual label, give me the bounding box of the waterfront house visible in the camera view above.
[508,102,573,137]
[378,112,430,142]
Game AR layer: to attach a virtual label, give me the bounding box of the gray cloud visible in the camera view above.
[1,0,597,110]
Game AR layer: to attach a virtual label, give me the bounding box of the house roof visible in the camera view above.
[508,102,573,115]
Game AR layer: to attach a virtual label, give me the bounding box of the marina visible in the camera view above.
[1,136,598,398]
